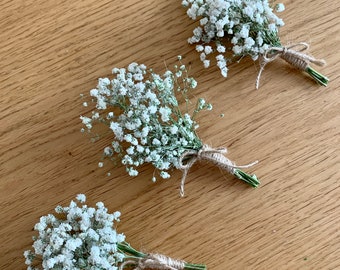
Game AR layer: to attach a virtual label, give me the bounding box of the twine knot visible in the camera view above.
[119,253,185,270]
[256,42,326,89]
[178,144,258,196]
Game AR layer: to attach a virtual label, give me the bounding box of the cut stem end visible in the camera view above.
[184,263,207,270]
[306,66,329,87]
[233,169,260,188]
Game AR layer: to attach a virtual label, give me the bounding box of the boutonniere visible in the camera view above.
[182,0,328,88]
[24,194,206,269]
[81,57,259,196]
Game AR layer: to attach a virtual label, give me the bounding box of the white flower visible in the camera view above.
[220,67,228,77]
[276,3,285,12]
[76,194,86,203]
[233,45,242,55]
[136,145,144,153]
[80,116,92,129]
[217,45,226,53]
[203,60,210,68]
[92,112,100,120]
[99,77,110,87]
[170,125,179,134]
[90,89,99,97]
[127,167,138,176]
[204,45,213,54]
[152,138,161,146]
[239,25,250,39]
[110,122,124,141]
[159,106,172,122]
[141,126,149,137]
[189,78,197,88]
[244,37,255,49]
[104,146,113,156]
[196,45,204,52]
[193,26,203,37]
[160,171,170,179]
[107,112,114,119]
[46,257,57,268]
[65,238,82,251]
[148,105,157,114]
[268,23,277,32]
[244,5,254,18]
[126,146,135,155]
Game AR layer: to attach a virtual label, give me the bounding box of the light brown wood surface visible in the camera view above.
[0,0,339,269]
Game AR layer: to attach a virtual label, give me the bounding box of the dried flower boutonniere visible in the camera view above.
[24,194,206,269]
[80,57,259,196]
[182,0,328,88]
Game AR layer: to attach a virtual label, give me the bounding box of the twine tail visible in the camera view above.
[180,168,188,197]
[256,60,267,89]
[178,149,199,197]
[120,260,139,270]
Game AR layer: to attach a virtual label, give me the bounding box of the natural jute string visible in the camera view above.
[178,144,258,197]
[119,253,185,270]
[256,42,326,89]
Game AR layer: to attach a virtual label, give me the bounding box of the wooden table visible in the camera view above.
[1,1,339,269]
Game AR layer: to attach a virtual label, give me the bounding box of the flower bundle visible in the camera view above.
[182,0,328,88]
[80,57,259,196]
[24,194,206,270]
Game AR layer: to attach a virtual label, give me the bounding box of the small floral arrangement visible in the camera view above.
[182,0,328,88]
[80,57,259,196]
[24,194,206,270]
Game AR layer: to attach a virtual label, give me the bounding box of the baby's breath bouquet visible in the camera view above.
[80,57,259,196]
[24,194,206,270]
[182,0,328,88]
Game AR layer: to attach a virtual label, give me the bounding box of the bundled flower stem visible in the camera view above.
[24,194,206,270]
[80,56,259,196]
[182,0,329,88]
[118,242,206,270]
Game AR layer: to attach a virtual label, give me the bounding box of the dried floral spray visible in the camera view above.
[182,0,328,88]
[80,56,259,196]
[24,194,206,269]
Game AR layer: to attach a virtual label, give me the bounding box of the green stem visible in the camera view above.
[306,66,329,86]
[233,169,260,188]
[118,242,146,258]
[184,263,207,270]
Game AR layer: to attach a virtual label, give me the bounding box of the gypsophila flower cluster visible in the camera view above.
[24,194,125,270]
[182,0,285,77]
[24,195,207,270]
[81,56,212,181]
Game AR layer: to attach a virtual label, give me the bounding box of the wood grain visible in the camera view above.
[0,0,339,269]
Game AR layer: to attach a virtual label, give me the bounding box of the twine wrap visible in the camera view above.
[178,144,258,197]
[256,42,326,89]
[119,253,185,270]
